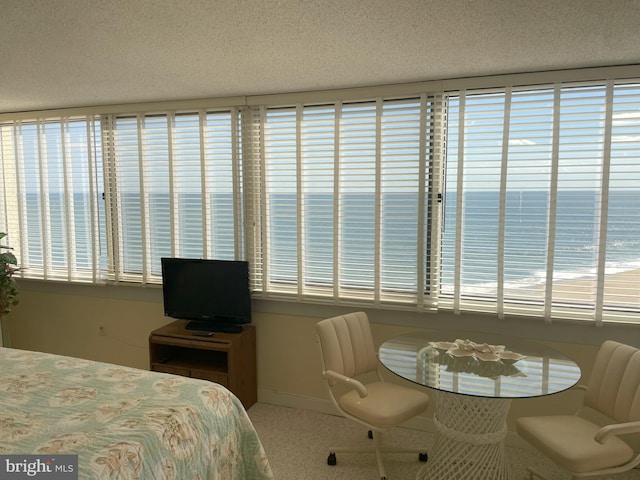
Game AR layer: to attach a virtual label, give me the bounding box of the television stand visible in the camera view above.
[184,320,243,334]
[149,320,257,408]
[216,324,244,333]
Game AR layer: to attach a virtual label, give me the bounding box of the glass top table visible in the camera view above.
[378,331,582,480]
[378,331,581,399]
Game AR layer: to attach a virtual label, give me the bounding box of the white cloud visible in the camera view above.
[508,139,536,146]
[612,112,640,126]
[612,135,640,142]
[613,112,640,119]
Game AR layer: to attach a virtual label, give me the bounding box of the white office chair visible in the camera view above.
[316,312,430,480]
[516,340,640,479]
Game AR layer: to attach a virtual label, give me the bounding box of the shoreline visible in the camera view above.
[500,268,640,307]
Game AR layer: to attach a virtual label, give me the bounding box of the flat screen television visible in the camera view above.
[161,257,252,333]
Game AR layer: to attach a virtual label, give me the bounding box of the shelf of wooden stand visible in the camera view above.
[149,320,256,408]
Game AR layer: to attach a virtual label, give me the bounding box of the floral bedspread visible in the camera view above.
[0,347,273,479]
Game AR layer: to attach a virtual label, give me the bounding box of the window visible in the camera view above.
[0,117,105,282]
[441,82,640,323]
[251,96,442,308]
[0,110,243,284]
[104,109,244,282]
[0,68,638,325]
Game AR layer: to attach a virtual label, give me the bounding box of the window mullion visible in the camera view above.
[543,85,561,324]
[594,81,614,326]
[198,110,209,258]
[259,106,269,294]
[231,107,243,259]
[416,94,428,308]
[296,104,303,299]
[497,88,512,319]
[164,113,176,258]
[241,106,264,292]
[102,114,121,282]
[60,118,75,280]
[37,120,51,280]
[374,98,382,305]
[453,91,466,314]
[136,114,149,282]
[333,101,341,300]
[428,94,445,310]
[12,123,27,272]
[86,117,100,282]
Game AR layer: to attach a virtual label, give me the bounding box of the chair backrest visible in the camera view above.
[316,312,378,381]
[584,340,640,423]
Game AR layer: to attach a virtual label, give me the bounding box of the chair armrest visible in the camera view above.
[323,370,369,398]
[595,421,640,444]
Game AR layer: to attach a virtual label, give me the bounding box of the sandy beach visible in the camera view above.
[503,268,640,309]
[550,268,639,306]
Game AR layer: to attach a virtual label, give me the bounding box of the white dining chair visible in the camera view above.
[516,340,640,479]
[316,311,430,480]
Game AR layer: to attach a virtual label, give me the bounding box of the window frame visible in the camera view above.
[247,95,444,310]
[440,80,640,324]
[1,66,639,327]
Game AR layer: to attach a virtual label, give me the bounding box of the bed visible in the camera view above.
[0,347,273,479]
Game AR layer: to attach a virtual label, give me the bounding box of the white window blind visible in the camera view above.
[441,81,640,323]
[251,96,443,308]
[0,117,104,282]
[103,109,244,283]
[0,68,637,327]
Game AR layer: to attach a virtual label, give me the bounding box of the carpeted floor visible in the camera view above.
[247,403,640,480]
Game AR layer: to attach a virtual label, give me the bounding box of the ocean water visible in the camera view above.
[441,190,640,295]
[20,190,640,296]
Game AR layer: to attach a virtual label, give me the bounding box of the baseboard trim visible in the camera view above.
[256,388,528,447]
[258,389,338,417]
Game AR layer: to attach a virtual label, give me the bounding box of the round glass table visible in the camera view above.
[378,331,581,480]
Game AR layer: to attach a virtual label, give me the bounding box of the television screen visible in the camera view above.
[161,257,252,333]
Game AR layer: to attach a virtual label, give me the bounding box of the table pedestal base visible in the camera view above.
[417,391,511,480]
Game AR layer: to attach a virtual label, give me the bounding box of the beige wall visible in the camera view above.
[3,280,634,432]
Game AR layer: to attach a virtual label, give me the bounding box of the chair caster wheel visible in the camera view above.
[419,452,428,462]
[327,452,337,466]
[368,430,373,439]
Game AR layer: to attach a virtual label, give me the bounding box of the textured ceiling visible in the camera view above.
[1,0,639,113]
